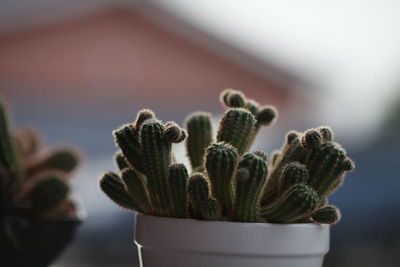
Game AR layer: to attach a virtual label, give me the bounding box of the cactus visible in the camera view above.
[232,152,268,222]
[306,142,354,198]
[278,162,309,194]
[168,163,189,218]
[121,169,152,213]
[262,131,308,204]
[260,184,319,223]
[100,172,140,211]
[101,89,354,226]
[217,108,256,155]
[311,205,341,225]
[28,175,69,212]
[187,173,210,219]
[185,112,213,169]
[200,198,222,220]
[0,96,82,266]
[205,142,238,215]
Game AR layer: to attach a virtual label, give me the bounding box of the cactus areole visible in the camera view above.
[100,89,355,267]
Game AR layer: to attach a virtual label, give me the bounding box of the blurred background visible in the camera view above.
[0,0,399,266]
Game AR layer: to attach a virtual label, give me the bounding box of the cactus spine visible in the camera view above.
[185,112,213,169]
[232,152,268,222]
[188,173,210,219]
[205,143,238,216]
[168,163,189,218]
[121,169,152,213]
[217,108,256,155]
[278,162,309,194]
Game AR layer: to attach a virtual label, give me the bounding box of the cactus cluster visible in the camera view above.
[0,97,81,267]
[101,89,354,225]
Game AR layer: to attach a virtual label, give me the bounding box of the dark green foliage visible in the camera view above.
[28,175,69,212]
[217,108,256,155]
[101,89,354,225]
[260,184,319,223]
[232,152,268,222]
[121,169,152,213]
[185,112,213,169]
[100,172,140,211]
[311,205,341,224]
[278,162,309,193]
[168,163,189,218]
[188,173,210,219]
[200,198,222,220]
[205,143,238,215]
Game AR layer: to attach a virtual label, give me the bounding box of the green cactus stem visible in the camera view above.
[168,163,189,218]
[28,175,69,212]
[185,112,213,169]
[200,198,222,221]
[113,124,144,174]
[311,205,341,224]
[232,152,268,222]
[100,172,140,211]
[306,142,354,198]
[114,151,129,171]
[163,122,187,143]
[262,131,308,204]
[187,173,210,219]
[205,142,238,216]
[260,184,319,223]
[135,109,155,129]
[301,129,322,150]
[217,108,256,155]
[318,126,334,142]
[121,169,152,214]
[278,162,309,194]
[220,89,246,108]
[139,119,175,216]
[26,148,80,177]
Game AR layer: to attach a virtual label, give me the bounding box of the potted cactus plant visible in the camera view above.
[0,97,83,267]
[100,89,354,267]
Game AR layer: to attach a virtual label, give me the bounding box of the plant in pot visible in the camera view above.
[100,89,355,267]
[0,97,83,267]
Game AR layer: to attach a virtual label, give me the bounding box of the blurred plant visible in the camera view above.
[0,97,82,267]
[100,89,354,224]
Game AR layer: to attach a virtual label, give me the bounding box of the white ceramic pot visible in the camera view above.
[135,213,330,267]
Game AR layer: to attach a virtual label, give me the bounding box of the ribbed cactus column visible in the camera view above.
[185,112,213,169]
[217,108,256,155]
[100,172,140,211]
[205,143,238,216]
[311,205,341,224]
[114,151,129,171]
[278,162,309,194]
[113,124,145,174]
[168,163,189,218]
[306,142,354,198]
[139,119,174,217]
[188,173,210,219]
[262,131,308,204]
[121,169,152,214]
[260,184,319,223]
[232,152,268,222]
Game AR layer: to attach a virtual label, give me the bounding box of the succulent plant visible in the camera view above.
[0,96,82,267]
[100,89,354,226]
